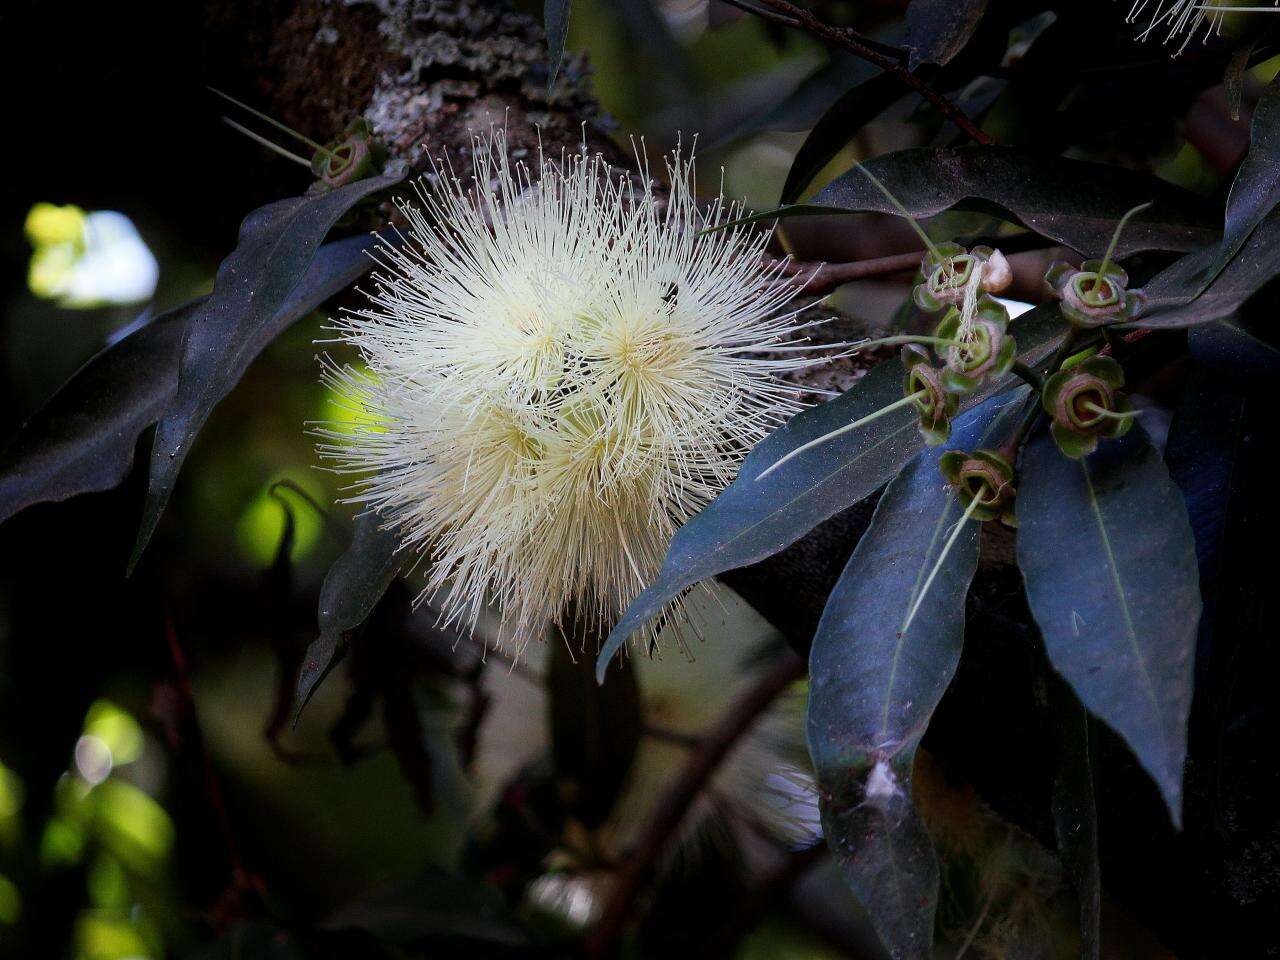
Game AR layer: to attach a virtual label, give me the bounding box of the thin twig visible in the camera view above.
[582,653,806,958]
[719,0,995,146]
[164,620,257,896]
[776,250,923,294]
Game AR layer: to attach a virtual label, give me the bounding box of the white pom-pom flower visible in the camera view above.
[318,130,817,653]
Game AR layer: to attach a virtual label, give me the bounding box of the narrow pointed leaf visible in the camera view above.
[545,0,572,87]
[129,164,407,569]
[780,71,904,204]
[1017,427,1200,826]
[1196,74,1280,292]
[905,0,989,69]
[809,394,1021,960]
[0,300,199,525]
[725,53,878,143]
[597,304,1066,681]
[294,511,406,721]
[807,147,1216,256]
[1137,208,1280,327]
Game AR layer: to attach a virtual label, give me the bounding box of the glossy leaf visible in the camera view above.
[293,511,406,721]
[545,0,572,87]
[129,164,408,570]
[0,300,198,525]
[1197,74,1280,291]
[780,71,905,204]
[597,304,1066,681]
[807,147,1216,256]
[726,53,878,142]
[905,0,989,69]
[1017,426,1200,826]
[1134,208,1280,327]
[809,393,1022,960]
[1188,315,1280,389]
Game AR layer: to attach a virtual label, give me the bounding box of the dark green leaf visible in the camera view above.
[0,300,198,525]
[323,868,530,948]
[294,511,406,721]
[1198,74,1280,290]
[810,394,1022,960]
[548,614,641,827]
[1188,315,1280,387]
[780,71,904,204]
[1134,208,1280,327]
[597,304,1066,681]
[724,54,878,143]
[129,164,408,571]
[808,147,1216,256]
[905,0,989,69]
[1049,679,1100,960]
[545,0,572,87]
[1017,427,1200,826]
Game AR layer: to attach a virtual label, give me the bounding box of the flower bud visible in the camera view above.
[902,344,957,446]
[1041,355,1136,459]
[932,297,1017,394]
[311,118,389,193]
[913,243,1012,313]
[939,447,1017,526]
[1044,258,1146,328]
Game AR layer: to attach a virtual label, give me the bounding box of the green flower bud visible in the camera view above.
[939,448,1017,526]
[902,344,958,445]
[913,243,1012,313]
[1044,258,1146,328]
[932,298,1016,394]
[311,118,389,193]
[1041,355,1136,459]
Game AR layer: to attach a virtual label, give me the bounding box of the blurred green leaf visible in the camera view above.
[294,511,406,721]
[129,165,408,571]
[1017,427,1200,826]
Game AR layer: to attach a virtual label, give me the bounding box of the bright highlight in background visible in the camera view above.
[25,203,159,308]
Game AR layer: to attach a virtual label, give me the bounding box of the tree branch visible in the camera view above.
[718,0,995,146]
[583,652,806,958]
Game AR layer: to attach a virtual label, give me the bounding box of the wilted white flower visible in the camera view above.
[318,130,817,653]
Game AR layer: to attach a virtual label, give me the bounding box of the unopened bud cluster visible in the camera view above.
[903,243,1015,445]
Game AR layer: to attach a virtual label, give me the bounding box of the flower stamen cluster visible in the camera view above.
[317,131,819,653]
